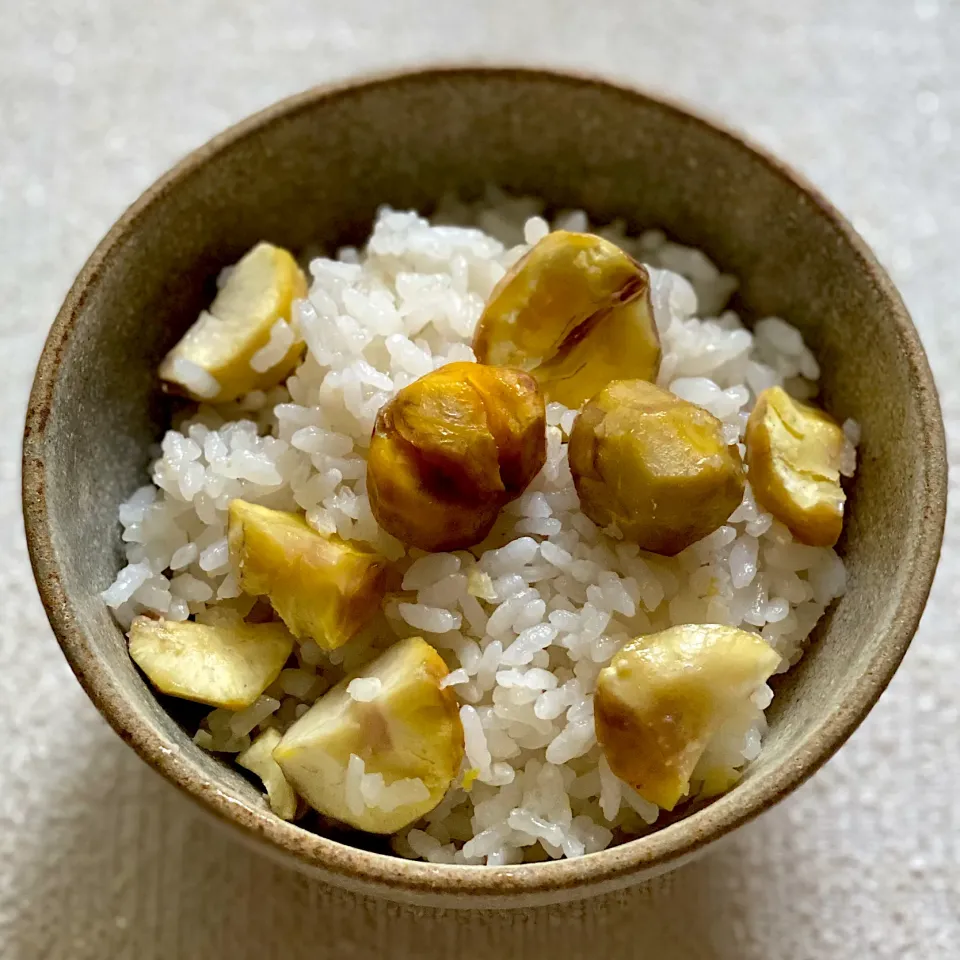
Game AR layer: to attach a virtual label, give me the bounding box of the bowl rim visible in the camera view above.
[22,64,947,904]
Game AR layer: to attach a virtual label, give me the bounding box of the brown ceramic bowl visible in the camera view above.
[22,66,946,909]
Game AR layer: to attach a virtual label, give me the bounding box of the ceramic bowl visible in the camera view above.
[22,66,947,908]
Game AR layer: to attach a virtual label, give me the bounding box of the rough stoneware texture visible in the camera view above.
[23,68,946,909]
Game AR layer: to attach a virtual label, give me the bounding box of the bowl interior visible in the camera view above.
[23,68,945,906]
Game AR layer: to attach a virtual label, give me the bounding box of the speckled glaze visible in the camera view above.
[22,67,946,909]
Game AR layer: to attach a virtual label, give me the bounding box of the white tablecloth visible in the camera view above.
[2,2,957,956]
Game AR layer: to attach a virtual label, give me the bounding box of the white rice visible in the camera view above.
[347,753,431,814]
[347,677,382,702]
[103,188,856,865]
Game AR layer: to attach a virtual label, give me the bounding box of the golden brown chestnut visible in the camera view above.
[569,379,745,554]
[745,386,846,547]
[472,231,660,407]
[367,362,546,551]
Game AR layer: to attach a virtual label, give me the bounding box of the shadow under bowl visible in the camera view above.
[22,66,947,909]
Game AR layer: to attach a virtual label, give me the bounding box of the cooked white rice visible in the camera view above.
[103,188,857,865]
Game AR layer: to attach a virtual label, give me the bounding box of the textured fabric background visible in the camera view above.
[2,2,957,957]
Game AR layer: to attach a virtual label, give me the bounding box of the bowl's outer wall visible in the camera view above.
[23,69,946,908]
